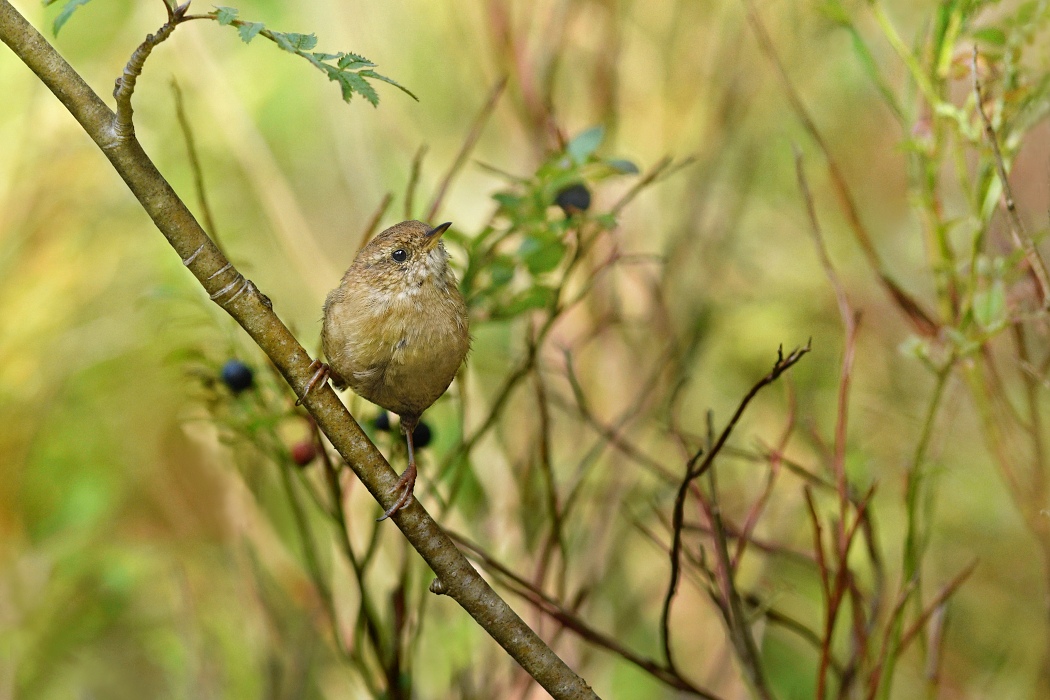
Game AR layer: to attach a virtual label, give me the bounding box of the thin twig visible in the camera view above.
[970,45,1050,306]
[897,560,978,653]
[359,191,393,253]
[114,3,190,138]
[404,144,427,220]
[661,343,810,672]
[171,78,223,255]
[425,76,508,221]
[746,0,937,336]
[447,531,721,699]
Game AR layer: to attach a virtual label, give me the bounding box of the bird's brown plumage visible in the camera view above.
[321,219,469,428]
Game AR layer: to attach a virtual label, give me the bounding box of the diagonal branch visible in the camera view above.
[0,4,598,698]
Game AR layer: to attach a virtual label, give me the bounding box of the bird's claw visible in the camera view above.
[296,360,330,406]
[377,462,417,521]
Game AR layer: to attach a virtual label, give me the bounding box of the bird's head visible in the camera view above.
[349,220,455,293]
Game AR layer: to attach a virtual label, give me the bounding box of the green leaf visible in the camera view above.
[502,286,557,316]
[818,0,850,25]
[215,6,238,26]
[338,52,376,69]
[605,158,639,174]
[492,192,520,207]
[272,31,318,53]
[972,27,1007,45]
[973,280,1007,330]
[333,73,356,102]
[51,0,93,36]
[519,235,566,275]
[237,22,264,44]
[489,256,515,287]
[343,72,379,106]
[567,126,605,165]
[359,69,419,101]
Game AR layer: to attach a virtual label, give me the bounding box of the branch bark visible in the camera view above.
[0,3,598,698]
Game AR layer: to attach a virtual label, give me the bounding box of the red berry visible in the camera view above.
[291,440,317,466]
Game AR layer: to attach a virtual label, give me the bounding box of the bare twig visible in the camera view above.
[746,0,938,336]
[404,144,427,220]
[359,191,393,252]
[113,2,190,138]
[425,76,508,221]
[661,343,810,673]
[447,531,721,699]
[897,560,977,653]
[171,78,222,255]
[970,45,1050,305]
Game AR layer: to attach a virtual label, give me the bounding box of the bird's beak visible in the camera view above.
[424,221,452,249]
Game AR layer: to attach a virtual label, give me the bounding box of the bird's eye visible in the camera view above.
[391,249,408,262]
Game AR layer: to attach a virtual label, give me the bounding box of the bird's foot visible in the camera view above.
[377,461,417,521]
[296,360,330,406]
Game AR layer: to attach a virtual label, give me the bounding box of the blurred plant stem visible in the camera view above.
[0,3,600,698]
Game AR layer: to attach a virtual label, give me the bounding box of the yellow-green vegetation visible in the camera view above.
[2,0,1049,698]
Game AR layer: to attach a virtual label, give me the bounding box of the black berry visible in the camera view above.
[412,421,432,449]
[374,411,391,431]
[221,359,254,393]
[554,183,591,215]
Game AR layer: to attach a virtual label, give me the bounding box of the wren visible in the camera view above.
[300,220,470,520]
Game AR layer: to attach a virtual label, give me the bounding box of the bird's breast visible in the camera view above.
[322,280,469,417]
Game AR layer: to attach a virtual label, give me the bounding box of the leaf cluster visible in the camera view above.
[212,6,416,106]
[454,126,638,321]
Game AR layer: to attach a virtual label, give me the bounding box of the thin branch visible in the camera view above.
[971,45,1050,306]
[359,191,393,253]
[171,78,222,255]
[745,0,938,337]
[661,343,810,672]
[446,531,721,699]
[405,144,427,220]
[114,2,190,138]
[897,560,977,653]
[425,76,508,221]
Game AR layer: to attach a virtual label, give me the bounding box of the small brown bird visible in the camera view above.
[300,220,470,519]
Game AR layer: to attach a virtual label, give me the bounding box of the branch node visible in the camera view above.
[182,242,205,266]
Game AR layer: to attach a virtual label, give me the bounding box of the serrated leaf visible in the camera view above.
[360,70,418,101]
[567,126,605,165]
[341,71,379,106]
[272,31,318,53]
[237,22,264,43]
[51,0,93,36]
[338,53,375,69]
[215,6,238,25]
[333,73,356,102]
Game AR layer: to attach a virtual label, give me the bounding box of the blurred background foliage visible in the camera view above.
[2,0,1050,698]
